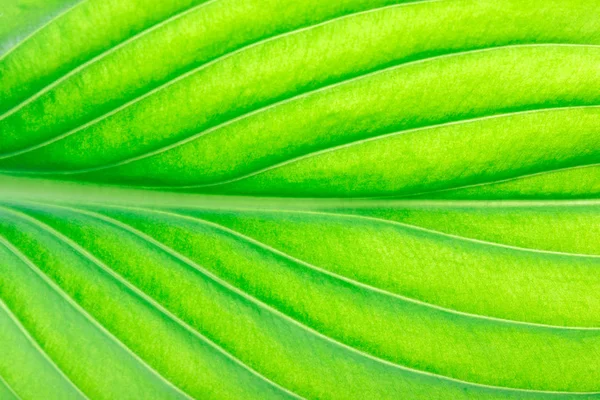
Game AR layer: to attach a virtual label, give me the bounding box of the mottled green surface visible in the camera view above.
[0,0,81,56]
[1,0,599,398]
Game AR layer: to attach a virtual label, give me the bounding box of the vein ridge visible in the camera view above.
[0,0,89,62]
[0,248,89,400]
[0,372,21,400]
[12,203,305,399]
[0,0,435,158]
[0,208,193,400]
[139,206,600,328]
[16,201,600,395]
[0,0,218,120]
[145,106,600,190]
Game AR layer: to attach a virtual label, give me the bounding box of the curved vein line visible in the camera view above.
[393,162,600,200]
[0,0,89,62]
[0,372,21,400]
[331,209,600,258]
[149,105,600,189]
[210,206,600,257]
[9,195,600,259]
[0,0,437,159]
[132,206,600,330]
[0,261,89,400]
[23,201,600,395]
[208,160,600,199]
[32,42,600,175]
[54,199,597,259]
[0,211,193,400]
[0,0,219,121]
[195,206,600,259]
[6,205,304,400]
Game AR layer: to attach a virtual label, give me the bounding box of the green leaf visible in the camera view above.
[0,0,599,399]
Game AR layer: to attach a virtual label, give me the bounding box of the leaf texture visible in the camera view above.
[0,0,599,399]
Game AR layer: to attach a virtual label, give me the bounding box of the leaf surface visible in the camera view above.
[1,0,599,399]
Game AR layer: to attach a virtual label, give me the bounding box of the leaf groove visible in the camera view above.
[0,297,84,400]
[0,260,89,400]
[8,43,600,177]
[153,105,600,190]
[34,203,596,394]
[145,206,600,329]
[0,0,433,159]
[0,0,216,121]
[0,218,192,400]
[12,203,305,400]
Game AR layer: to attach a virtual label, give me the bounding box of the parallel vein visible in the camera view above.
[21,202,597,394]
[17,43,600,176]
[0,0,216,120]
[9,203,304,400]
[0,216,192,400]
[153,105,600,190]
[0,266,88,400]
[134,205,600,329]
[0,0,433,158]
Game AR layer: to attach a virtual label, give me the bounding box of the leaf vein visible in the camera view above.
[0,0,89,62]
[150,105,600,190]
[138,207,600,329]
[0,211,193,400]
[0,373,21,400]
[20,202,600,395]
[0,0,218,120]
[0,0,436,158]
[9,43,600,175]
[0,270,89,400]
[11,203,305,400]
